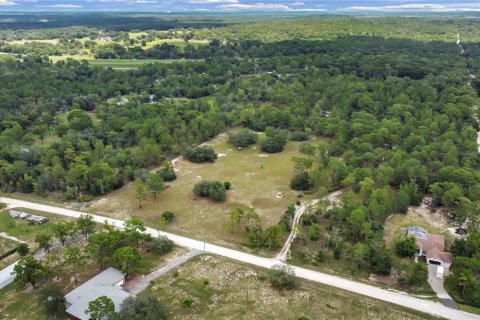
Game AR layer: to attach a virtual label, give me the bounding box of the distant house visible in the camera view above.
[407,226,453,268]
[65,267,131,320]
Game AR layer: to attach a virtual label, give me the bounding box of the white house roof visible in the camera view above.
[65,267,131,320]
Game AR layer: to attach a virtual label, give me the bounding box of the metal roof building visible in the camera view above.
[64,267,131,320]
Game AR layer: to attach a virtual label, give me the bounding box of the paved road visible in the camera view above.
[124,249,203,295]
[1,197,479,320]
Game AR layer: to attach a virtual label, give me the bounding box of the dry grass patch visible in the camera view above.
[91,131,318,249]
[145,255,435,320]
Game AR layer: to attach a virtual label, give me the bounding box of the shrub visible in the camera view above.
[308,224,322,241]
[371,249,392,275]
[120,294,166,320]
[184,145,217,163]
[151,236,174,254]
[224,181,231,190]
[395,237,417,258]
[228,129,257,148]
[40,284,66,318]
[260,128,288,153]
[181,297,193,308]
[269,265,296,290]
[290,172,312,191]
[290,131,309,141]
[193,180,227,201]
[162,211,175,222]
[158,167,176,182]
[16,243,29,256]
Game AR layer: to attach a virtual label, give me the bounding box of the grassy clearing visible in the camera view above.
[5,39,59,45]
[144,254,435,320]
[49,55,200,68]
[384,206,456,250]
[92,131,319,250]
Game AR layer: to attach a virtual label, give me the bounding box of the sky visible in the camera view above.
[1,0,480,12]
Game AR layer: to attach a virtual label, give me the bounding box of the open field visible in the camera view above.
[144,254,435,320]
[49,55,199,68]
[91,131,318,250]
[5,39,59,45]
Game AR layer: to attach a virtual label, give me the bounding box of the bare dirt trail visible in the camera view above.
[276,190,343,263]
[1,197,478,319]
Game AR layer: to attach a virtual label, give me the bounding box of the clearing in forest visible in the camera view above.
[91,131,318,249]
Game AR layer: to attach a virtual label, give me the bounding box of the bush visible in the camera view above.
[193,180,227,201]
[151,236,174,254]
[158,168,176,182]
[120,294,166,320]
[290,172,313,191]
[395,237,417,258]
[184,145,217,163]
[290,131,309,141]
[402,263,428,287]
[181,297,193,308]
[371,249,392,275]
[308,224,322,241]
[269,265,296,290]
[228,129,257,148]
[260,128,288,153]
[40,284,66,318]
[162,211,175,222]
[16,243,29,256]
[224,181,231,190]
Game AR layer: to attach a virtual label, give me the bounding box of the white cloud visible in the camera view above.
[186,0,238,3]
[344,2,480,12]
[52,3,83,7]
[219,2,290,10]
[290,1,304,5]
[0,0,17,6]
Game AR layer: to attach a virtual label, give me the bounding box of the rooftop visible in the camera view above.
[65,267,131,320]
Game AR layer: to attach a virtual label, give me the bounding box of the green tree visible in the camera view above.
[14,255,46,289]
[40,284,66,318]
[77,214,96,240]
[395,237,417,258]
[120,294,166,320]
[124,216,147,248]
[458,269,477,296]
[87,231,119,270]
[87,295,119,320]
[16,243,29,256]
[113,247,141,277]
[65,246,89,286]
[146,173,164,199]
[52,221,73,246]
[35,233,53,252]
[347,209,367,242]
[134,179,147,209]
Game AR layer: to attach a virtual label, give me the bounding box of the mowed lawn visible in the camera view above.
[144,254,435,320]
[91,132,317,249]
